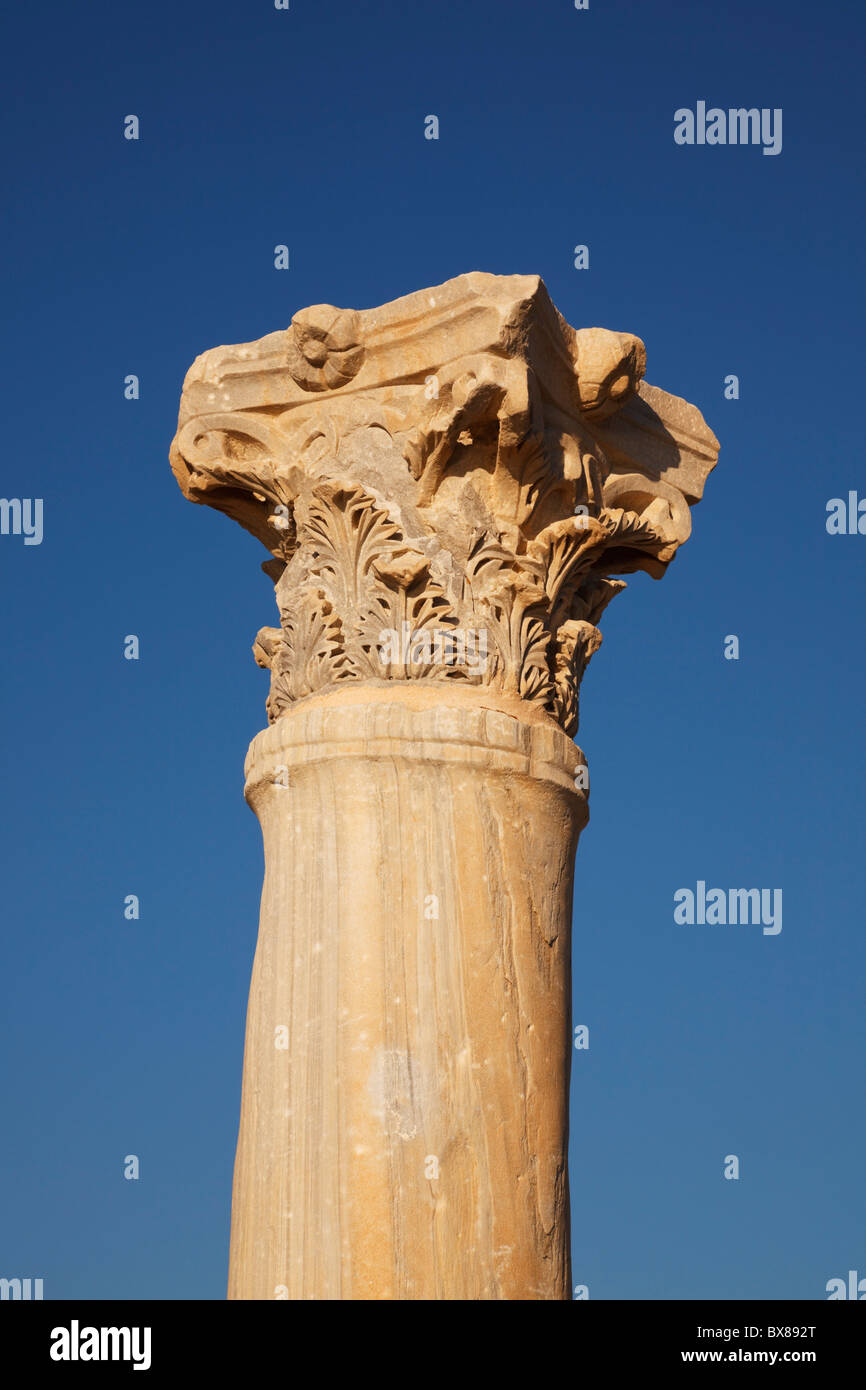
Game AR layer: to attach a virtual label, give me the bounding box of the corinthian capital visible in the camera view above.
[170,272,718,735]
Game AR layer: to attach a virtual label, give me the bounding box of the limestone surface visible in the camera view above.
[171,273,718,1299]
[171,272,718,739]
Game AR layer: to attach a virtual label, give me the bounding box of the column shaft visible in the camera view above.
[227,687,587,1300]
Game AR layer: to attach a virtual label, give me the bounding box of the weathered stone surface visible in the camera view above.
[171,272,718,1300]
[231,686,585,1300]
[171,272,718,737]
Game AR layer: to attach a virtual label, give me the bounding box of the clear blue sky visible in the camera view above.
[1,0,863,1299]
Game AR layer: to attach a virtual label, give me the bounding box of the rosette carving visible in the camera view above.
[286,305,364,392]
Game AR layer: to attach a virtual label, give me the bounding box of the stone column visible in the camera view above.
[170,272,718,1300]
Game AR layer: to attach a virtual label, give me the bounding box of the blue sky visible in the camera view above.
[1,0,863,1299]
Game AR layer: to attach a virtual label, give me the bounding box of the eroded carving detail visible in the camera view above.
[287,304,365,392]
[171,273,719,735]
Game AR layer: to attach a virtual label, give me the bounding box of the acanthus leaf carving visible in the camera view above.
[171,273,719,735]
[552,620,605,738]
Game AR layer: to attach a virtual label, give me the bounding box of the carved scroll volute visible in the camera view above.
[574,328,647,420]
[170,272,719,734]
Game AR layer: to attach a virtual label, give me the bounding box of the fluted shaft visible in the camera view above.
[227,686,587,1300]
